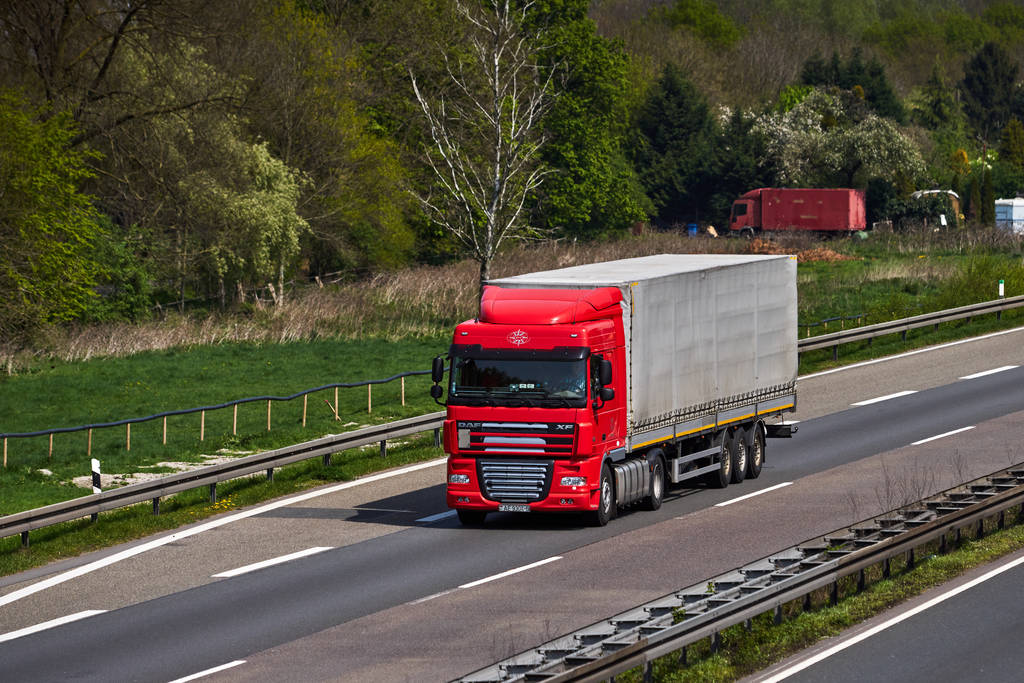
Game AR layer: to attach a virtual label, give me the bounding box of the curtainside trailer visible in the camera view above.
[429,254,798,526]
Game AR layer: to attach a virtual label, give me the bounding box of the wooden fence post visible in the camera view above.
[49,433,53,460]
[163,416,167,445]
[401,376,406,406]
[200,410,205,441]
[267,400,272,431]
[233,404,238,435]
[126,423,131,451]
[3,438,6,468]
[88,429,92,457]
[368,384,372,413]
[334,387,339,420]
[302,394,308,427]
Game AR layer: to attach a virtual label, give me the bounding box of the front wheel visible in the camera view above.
[589,464,616,526]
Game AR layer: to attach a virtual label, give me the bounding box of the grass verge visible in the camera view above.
[616,510,1024,682]
[0,435,443,579]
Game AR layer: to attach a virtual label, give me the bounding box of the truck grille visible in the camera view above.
[478,459,553,503]
[456,421,576,456]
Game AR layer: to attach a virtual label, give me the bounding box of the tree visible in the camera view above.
[961,42,1019,148]
[410,0,558,292]
[630,63,716,226]
[0,91,103,337]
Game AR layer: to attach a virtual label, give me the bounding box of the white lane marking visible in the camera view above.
[416,509,457,523]
[911,426,975,446]
[167,660,246,682]
[212,547,333,578]
[714,482,793,507]
[0,610,107,643]
[409,589,455,605]
[459,556,562,589]
[799,325,1024,380]
[762,551,1024,682]
[960,365,1018,380]
[851,390,917,406]
[0,457,447,609]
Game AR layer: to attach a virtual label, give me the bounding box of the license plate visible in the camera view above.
[498,503,530,513]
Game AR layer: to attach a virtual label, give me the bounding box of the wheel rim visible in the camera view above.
[601,477,613,513]
[653,464,663,500]
[752,439,763,468]
[736,441,747,472]
[721,445,731,477]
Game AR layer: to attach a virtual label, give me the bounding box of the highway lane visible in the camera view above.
[1,333,1023,680]
[759,549,1024,683]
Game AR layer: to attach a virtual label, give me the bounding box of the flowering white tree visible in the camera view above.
[410,0,558,294]
[754,88,925,188]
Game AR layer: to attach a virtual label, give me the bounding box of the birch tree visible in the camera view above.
[410,0,557,293]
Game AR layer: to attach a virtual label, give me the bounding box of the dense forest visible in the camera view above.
[3,0,1024,341]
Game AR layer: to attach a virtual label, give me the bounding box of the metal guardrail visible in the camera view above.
[0,411,445,547]
[457,464,1024,682]
[797,294,1024,359]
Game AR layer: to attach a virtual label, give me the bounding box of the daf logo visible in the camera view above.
[507,329,530,346]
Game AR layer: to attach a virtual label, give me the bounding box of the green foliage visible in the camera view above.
[800,49,904,122]
[1000,118,1024,170]
[0,91,104,338]
[961,42,1019,144]
[657,0,744,48]
[630,63,716,226]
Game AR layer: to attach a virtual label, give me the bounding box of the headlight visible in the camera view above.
[560,476,586,487]
[448,473,470,484]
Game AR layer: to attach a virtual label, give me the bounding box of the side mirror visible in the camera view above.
[599,387,615,402]
[599,358,613,386]
[430,384,444,400]
[431,356,445,384]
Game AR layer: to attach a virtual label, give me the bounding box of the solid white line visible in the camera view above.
[0,457,447,609]
[409,589,455,605]
[416,510,457,523]
[714,482,793,507]
[799,325,1024,380]
[960,365,1018,380]
[0,610,107,644]
[459,556,562,589]
[762,552,1024,682]
[851,390,917,406]
[167,660,246,683]
[212,547,333,578]
[911,426,975,446]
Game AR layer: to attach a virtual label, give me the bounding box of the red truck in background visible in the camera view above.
[729,188,866,236]
[429,254,798,527]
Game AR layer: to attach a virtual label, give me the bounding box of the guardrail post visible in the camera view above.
[773,604,783,625]
[642,661,653,683]
[830,581,839,605]
[21,531,28,548]
[210,483,217,504]
[380,440,387,458]
[434,428,441,448]
[323,452,332,467]
[710,631,721,654]
[906,548,915,570]
[267,467,274,482]
[832,344,838,361]
[678,646,687,666]
[858,568,866,591]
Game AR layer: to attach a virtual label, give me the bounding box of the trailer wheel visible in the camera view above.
[457,509,487,526]
[746,426,765,479]
[705,432,731,489]
[589,464,616,526]
[730,429,747,484]
[642,453,665,511]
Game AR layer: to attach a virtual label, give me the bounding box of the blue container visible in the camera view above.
[686,223,698,237]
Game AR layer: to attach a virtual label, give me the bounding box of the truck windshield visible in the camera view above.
[449,356,588,407]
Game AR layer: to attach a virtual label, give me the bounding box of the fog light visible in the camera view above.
[559,498,574,505]
[560,476,586,487]
[449,473,470,484]
[457,496,470,503]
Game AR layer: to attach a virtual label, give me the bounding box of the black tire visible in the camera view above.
[730,429,747,484]
[589,464,616,526]
[457,509,487,526]
[705,432,731,489]
[642,453,665,511]
[746,425,765,479]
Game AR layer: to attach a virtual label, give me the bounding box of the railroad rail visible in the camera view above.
[0,411,445,547]
[456,464,1024,682]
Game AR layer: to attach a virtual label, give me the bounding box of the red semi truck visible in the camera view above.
[729,188,866,236]
[429,254,798,526]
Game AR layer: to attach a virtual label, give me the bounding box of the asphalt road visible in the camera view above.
[1,327,1023,682]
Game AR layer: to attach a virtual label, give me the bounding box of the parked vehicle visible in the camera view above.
[729,188,866,235]
[429,254,798,526]
[995,198,1024,235]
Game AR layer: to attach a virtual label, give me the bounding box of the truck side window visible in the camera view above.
[590,354,603,399]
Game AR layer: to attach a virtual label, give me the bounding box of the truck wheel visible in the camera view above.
[457,509,487,526]
[705,432,731,489]
[589,464,616,526]
[730,429,747,484]
[642,453,665,511]
[746,426,765,479]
